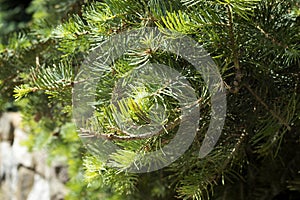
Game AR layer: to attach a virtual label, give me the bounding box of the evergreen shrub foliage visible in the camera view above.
[0,0,299,199]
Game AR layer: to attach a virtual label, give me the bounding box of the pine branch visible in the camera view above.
[177,132,247,199]
[255,24,289,49]
[1,74,17,85]
[227,4,242,93]
[79,116,181,141]
[79,94,204,141]
[244,84,292,131]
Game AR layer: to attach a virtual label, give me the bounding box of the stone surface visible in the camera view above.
[0,112,68,200]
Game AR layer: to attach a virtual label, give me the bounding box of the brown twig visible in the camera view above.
[227,5,242,93]
[17,164,46,179]
[255,25,288,49]
[79,117,181,141]
[244,84,291,131]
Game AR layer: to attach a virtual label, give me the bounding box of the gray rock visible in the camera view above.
[0,112,68,200]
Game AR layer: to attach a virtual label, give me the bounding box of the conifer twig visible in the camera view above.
[79,96,205,141]
[227,4,242,93]
[79,117,181,141]
[244,84,291,131]
[255,25,288,49]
